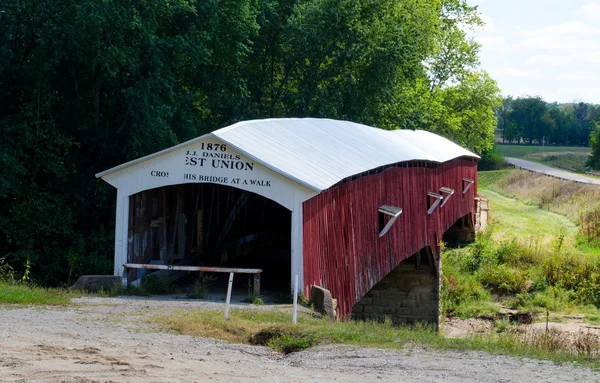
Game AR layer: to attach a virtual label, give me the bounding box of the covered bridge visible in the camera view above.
[97,118,479,324]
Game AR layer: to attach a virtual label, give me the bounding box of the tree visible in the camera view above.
[573,102,592,146]
[509,97,548,144]
[246,0,441,125]
[547,106,574,145]
[0,0,505,284]
[497,96,513,143]
[433,71,501,152]
[0,0,259,283]
[427,0,482,90]
[587,121,600,170]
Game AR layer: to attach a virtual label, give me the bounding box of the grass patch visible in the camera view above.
[250,327,316,353]
[526,152,590,173]
[480,169,600,244]
[151,308,600,367]
[0,280,74,305]
[105,283,151,297]
[478,189,577,246]
[478,169,516,190]
[496,144,590,159]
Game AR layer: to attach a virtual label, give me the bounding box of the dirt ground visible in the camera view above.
[1,296,599,383]
[444,315,600,340]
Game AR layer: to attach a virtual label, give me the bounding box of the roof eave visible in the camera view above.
[95,132,216,179]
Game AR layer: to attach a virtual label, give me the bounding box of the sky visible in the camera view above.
[470,0,600,104]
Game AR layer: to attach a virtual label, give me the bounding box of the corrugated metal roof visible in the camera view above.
[97,118,478,192]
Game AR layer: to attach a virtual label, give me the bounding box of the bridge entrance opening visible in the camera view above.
[126,183,291,295]
[442,213,475,247]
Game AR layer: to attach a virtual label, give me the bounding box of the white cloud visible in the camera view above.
[489,67,546,79]
[468,0,600,103]
[527,52,600,65]
[475,35,507,50]
[514,37,599,53]
[577,2,600,21]
[518,20,600,37]
[557,71,600,81]
[478,13,497,33]
[502,87,544,99]
[545,87,600,104]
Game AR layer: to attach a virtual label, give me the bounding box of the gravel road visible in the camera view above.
[0,297,598,382]
[505,157,600,185]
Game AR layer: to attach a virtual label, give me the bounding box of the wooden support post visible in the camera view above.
[292,274,298,324]
[253,273,261,296]
[225,272,234,320]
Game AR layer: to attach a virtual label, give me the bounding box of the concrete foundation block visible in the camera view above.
[363,305,383,314]
[310,285,336,320]
[70,275,121,292]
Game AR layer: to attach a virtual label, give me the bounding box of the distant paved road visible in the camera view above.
[505,157,600,185]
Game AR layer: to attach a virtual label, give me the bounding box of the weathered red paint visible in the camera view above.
[302,159,478,319]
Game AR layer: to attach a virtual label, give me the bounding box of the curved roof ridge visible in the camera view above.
[97,118,478,192]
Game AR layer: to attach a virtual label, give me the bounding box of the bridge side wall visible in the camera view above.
[302,159,477,320]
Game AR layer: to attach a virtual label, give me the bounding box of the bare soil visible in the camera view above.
[1,297,598,383]
[444,316,600,339]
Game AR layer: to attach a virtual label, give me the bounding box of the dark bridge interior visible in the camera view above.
[127,183,291,292]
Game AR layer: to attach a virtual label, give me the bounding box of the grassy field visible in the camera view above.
[152,307,600,365]
[0,280,73,305]
[488,168,600,231]
[478,189,577,245]
[444,169,600,323]
[478,170,578,245]
[496,144,590,159]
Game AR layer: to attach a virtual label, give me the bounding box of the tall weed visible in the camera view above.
[0,257,14,282]
[443,225,600,316]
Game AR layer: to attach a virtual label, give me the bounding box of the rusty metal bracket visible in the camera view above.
[123,263,262,294]
[123,263,262,274]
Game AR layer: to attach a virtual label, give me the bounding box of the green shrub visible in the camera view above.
[478,146,507,171]
[242,278,264,305]
[496,238,544,267]
[478,263,531,295]
[140,273,174,295]
[442,251,496,317]
[249,327,316,354]
[267,333,316,354]
[0,257,14,282]
[188,274,217,299]
[462,230,496,272]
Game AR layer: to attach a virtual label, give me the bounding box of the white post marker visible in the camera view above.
[224,272,234,320]
[292,274,299,324]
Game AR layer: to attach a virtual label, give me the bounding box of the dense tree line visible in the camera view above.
[497,96,600,146]
[0,0,500,284]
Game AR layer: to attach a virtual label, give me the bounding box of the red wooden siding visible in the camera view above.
[302,159,478,319]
